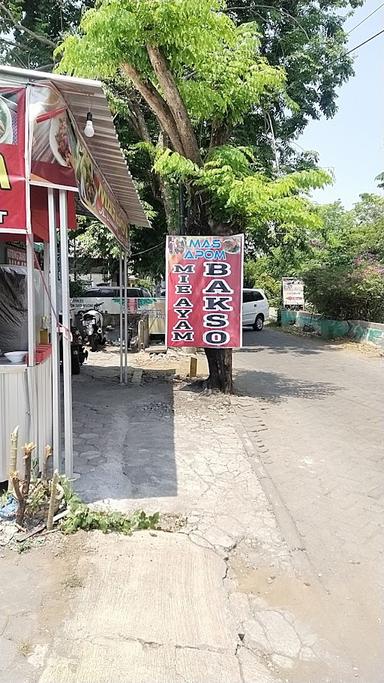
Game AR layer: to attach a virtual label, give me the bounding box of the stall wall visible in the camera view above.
[0,357,52,482]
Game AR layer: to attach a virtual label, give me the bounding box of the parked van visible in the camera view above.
[242,288,269,331]
[72,286,152,315]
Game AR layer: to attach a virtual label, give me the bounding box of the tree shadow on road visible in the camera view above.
[234,369,342,403]
[238,329,329,356]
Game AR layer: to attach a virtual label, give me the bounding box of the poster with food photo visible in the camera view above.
[29,83,129,249]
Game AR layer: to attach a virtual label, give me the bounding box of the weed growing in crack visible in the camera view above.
[61,484,159,535]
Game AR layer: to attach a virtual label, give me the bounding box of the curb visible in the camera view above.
[233,405,324,584]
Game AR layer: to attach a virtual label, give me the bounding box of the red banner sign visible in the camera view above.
[166,235,243,348]
[0,87,26,231]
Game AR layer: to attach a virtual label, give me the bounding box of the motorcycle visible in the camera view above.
[79,301,106,352]
[71,326,88,373]
[59,317,88,375]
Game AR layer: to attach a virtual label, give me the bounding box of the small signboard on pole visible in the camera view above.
[282,277,304,307]
[166,235,244,348]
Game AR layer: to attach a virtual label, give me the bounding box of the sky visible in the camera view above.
[297,0,384,209]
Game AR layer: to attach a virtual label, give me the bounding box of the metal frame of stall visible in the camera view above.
[45,195,131,476]
[0,66,149,480]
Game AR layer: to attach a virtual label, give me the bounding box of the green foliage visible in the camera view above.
[198,150,332,244]
[72,218,122,281]
[61,503,160,535]
[205,145,257,176]
[3,0,365,286]
[60,479,159,535]
[245,194,384,322]
[304,262,384,323]
[2,0,362,147]
[56,0,284,128]
[153,149,199,182]
[300,195,384,322]
[152,145,331,245]
[178,21,285,125]
[244,258,281,304]
[228,1,364,170]
[2,0,366,285]
[0,1,93,69]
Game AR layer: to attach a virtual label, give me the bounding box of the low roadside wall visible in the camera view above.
[280,310,384,349]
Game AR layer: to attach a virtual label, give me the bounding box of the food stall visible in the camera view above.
[0,65,149,481]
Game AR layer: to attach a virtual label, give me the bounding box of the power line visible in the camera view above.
[131,240,165,258]
[345,27,384,56]
[347,2,384,36]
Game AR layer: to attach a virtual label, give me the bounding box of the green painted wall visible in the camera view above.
[280,310,384,349]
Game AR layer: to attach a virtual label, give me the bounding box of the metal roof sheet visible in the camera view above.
[0,65,150,229]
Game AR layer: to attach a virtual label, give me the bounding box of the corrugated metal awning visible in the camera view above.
[0,65,150,229]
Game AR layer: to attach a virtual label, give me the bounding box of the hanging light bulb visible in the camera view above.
[84,112,95,138]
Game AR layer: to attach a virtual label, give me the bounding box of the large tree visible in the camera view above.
[56,0,331,392]
[0,0,364,275]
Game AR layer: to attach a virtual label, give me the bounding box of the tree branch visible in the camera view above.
[0,2,56,49]
[210,121,231,149]
[121,63,185,156]
[128,95,152,143]
[146,45,202,166]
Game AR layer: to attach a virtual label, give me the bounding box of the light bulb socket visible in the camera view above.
[84,111,95,138]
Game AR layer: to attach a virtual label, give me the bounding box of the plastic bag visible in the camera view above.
[0,265,28,353]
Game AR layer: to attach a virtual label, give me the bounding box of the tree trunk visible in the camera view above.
[121,55,235,394]
[122,63,185,156]
[146,45,202,165]
[205,348,233,394]
[185,188,235,394]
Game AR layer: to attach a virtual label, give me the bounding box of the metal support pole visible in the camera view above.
[48,189,61,471]
[119,250,123,384]
[25,85,34,368]
[59,190,73,478]
[43,241,50,324]
[124,251,128,385]
[26,237,35,367]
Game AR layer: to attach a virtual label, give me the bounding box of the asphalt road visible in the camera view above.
[234,327,384,680]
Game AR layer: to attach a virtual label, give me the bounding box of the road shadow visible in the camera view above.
[234,369,341,403]
[70,362,177,504]
[238,328,328,356]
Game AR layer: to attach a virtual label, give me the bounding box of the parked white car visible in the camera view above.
[242,288,269,331]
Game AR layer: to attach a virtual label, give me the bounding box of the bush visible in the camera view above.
[244,259,281,305]
[304,260,384,322]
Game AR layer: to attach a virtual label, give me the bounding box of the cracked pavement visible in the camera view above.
[1,339,380,682]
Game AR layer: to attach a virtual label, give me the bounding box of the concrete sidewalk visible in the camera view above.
[0,348,367,682]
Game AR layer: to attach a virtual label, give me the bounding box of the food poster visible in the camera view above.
[166,235,244,348]
[75,146,130,250]
[0,87,27,231]
[29,84,129,250]
[29,84,77,188]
